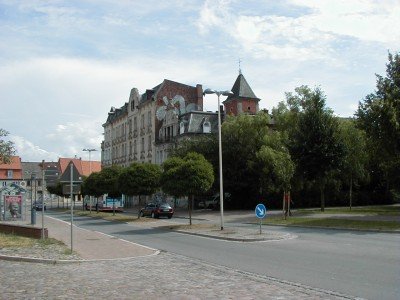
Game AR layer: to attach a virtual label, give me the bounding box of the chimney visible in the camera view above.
[196,84,203,111]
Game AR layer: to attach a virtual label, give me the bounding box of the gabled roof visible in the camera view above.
[58,158,101,177]
[224,73,259,102]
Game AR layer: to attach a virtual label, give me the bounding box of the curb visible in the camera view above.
[0,250,161,264]
[173,229,295,242]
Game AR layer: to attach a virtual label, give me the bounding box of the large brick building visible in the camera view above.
[101,73,260,168]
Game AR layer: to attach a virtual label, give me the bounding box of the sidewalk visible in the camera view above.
[44,214,157,259]
[1,212,157,260]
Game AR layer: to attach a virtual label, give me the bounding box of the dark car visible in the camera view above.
[139,203,174,219]
[33,201,46,211]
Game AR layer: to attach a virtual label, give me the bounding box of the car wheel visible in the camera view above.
[168,215,172,219]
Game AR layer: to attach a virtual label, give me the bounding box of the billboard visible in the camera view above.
[3,195,23,220]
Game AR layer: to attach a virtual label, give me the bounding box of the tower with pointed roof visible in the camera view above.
[223,72,260,116]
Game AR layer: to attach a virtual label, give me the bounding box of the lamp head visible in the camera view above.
[222,90,233,97]
[203,88,216,95]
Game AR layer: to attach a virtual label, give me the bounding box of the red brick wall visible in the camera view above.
[224,98,258,116]
[155,80,203,142]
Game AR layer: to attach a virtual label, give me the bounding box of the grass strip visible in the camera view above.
[263,216,400,231]
[74,210,154,223]
[0,233,64,248]
[296,205,399,216]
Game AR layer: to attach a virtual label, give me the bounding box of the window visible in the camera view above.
[147,111,152,127]
[134,117,137,131]
[7,170,13,179]
[2,182,6,187]
[131,100,135,111]
[141,114,145,129]
[148,135,152,150]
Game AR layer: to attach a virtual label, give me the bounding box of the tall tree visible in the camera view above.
[161,152,214,225]
[290,86,344,211]
[256,131,295,195]
[338,119,369,209]
[0,129,15,164]
[356,52,400,199]
[118,162,161,206]
[221,112,273,208]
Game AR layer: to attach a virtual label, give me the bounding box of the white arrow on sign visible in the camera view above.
[257,206,265,216]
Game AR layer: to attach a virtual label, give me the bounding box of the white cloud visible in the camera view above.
[10,135,60,162]
[196,0,400,61]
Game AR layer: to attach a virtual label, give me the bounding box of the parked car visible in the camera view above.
[139,203,174,219]
[33,201,46,211]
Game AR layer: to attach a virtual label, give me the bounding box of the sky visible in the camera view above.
[1,0,399,163]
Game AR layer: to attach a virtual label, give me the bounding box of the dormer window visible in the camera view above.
[202,121,211,133]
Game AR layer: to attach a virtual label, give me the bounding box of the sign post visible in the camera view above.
[255,203,267,234]
[59,161,82,253]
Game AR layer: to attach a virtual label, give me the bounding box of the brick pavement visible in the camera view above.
[0,252,354,299]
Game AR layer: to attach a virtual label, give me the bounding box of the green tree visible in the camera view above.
[118,162,161,206]
[338,119,369,209]
[256,131,295,195]
[356,52,400,199]
[82,172,103,197]
[161,152,214,225]
[0,129,16,164]
[221,112,273,208]
[96,166,123,198]
[290,86,344,211]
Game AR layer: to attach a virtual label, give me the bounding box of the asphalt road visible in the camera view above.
[49,211,400,300]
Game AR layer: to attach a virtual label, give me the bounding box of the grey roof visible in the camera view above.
[21,162,44,180]
[225,74,259,102]
[179,111,218,134]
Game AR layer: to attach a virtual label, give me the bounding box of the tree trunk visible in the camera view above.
[320,185,325,212]
[188,195,193,226]
[349,176,353,211]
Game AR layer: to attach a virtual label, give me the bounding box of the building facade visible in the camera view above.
[101,73,260,168]
[102,79,205,167]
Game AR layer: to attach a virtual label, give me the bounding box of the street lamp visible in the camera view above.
[29,172,37,225]
[203,88,233,230]
[82,148,97,174]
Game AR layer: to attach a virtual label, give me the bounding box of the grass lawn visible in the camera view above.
[296,205,400,216]
[0,233,64,248]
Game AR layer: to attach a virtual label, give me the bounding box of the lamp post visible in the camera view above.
[83,148,97,174]
[41,160,46,239]
[31,172,36,225]
[203,88,233,230]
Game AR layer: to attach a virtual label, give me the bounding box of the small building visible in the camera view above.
[0,156,23,188]
[223,73,260,116]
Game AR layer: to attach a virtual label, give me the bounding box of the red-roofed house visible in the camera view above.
[0,156,23,188]
[58,157,101,178]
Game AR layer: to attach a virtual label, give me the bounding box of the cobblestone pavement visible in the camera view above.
[0,252,355,300]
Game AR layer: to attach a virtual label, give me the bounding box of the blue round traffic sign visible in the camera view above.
[255,203,267,219]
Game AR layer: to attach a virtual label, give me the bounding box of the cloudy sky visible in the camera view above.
[1,0,399,162]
